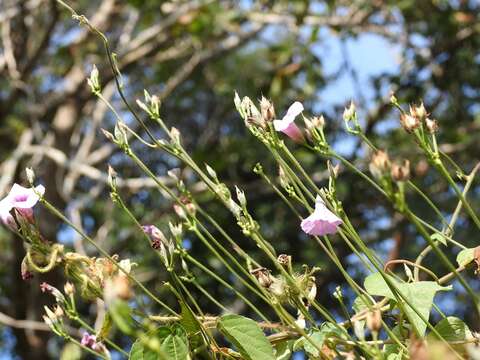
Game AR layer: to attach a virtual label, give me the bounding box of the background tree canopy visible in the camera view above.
[0,0,479,358]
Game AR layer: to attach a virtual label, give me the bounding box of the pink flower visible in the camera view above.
[81,332,106,353]
[142,224,166,250]
[273,101,305,142]
[81,332,98,348]
[0,183,45,229]
[301,196,342,236]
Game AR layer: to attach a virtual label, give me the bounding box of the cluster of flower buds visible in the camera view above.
[137,89,161,119]
[399,102,438,134]
[369,150,410,182]
[63,252,134,301]
[235,93,311,144]
[251,258,318,307]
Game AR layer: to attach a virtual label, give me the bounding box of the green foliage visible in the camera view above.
[429,317,472,342]
[217,314,275,360]
[456,248,475,267]
[364,272,451,336]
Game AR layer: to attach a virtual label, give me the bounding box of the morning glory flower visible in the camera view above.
[81,332,104,351]
[0,183,45,229]
[301,195,342,236]
[273,101,305,142]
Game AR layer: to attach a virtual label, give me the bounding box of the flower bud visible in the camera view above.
[390,92,398,105]
[169,222,183,237]
[369,150,390,179]
[87,65,101,93]
[54,305,64,318]
[312,115,325,129]
[411,102,427,120]
[400,113,420,132]
[205,164,217,180]
[235,186,247,207]
[343,101,356,122]
[101,128,115,142]
[170,127,181,146]
[114,122,128,148]
[173,204,187,219]
[25,168,35,185]
[366,309,382,333]
[425,118,438,134]
[391,159,410,182]
[260,97,275,122]
[64,282,75,295]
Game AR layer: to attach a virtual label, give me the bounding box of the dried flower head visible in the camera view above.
[250,267,273,288]
[400,113,420,132]
[366,309,382,333]
[425,118,438,134]
[277,254,291,268]
[391,159,411,182]
[260,97,275,122]
[369,150,391,179]
[411,102,428,120]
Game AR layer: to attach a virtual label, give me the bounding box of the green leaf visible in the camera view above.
[431,232,447,246]
[179,300,202,349]
[456,248,475,267]
[429,317,472,342]
[364,272,451,336]
[295,323,343,358]
[156,324,190,360]
[129,341,144,360]
[274,340,293,360]
[302,331,326,358]
[217,314,275,360]
[96,312,113,341]
[109,299,135,334]
[383,325,407,360]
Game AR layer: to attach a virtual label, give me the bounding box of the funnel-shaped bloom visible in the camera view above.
[301,196,342,236]
[273,101,304,142]
[0,183,45,228]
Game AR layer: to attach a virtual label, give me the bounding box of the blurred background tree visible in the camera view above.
[0,0,479,358]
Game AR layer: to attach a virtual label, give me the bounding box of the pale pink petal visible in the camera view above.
[0,197,14,227]
[280,122,304,142]
[301,196,342,236]
[282,101,304,123]
[273,101,305,141]
[9,184,44,209]
[0,183,45,229]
